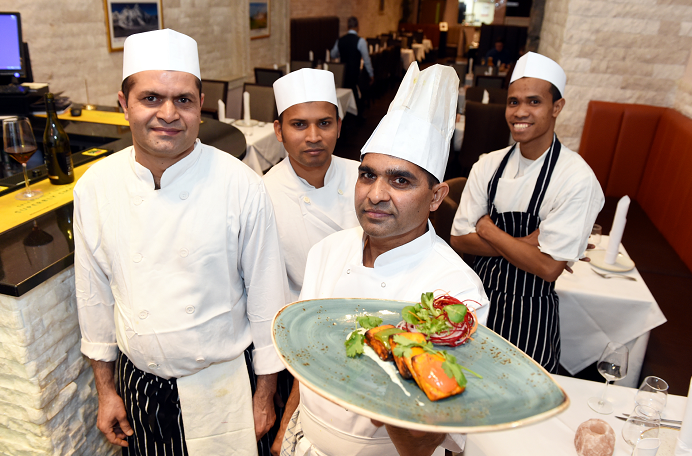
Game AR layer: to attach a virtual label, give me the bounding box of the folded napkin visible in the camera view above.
[243,91,251,124]
[605,195,630,264]
[674,377,692,455]
[482,89,490,104]
[217,99,226,122]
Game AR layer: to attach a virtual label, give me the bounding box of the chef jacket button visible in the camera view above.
[186,305,195,314]
[139,310,148,319]
[338,189,344,195]
[133,253,143,263]
[148,362,158,369]
[133,196,143,206]
[381,282,386,288]
[180,191,189,200]
[346,269,351,274]
[303,196,311,204]
[196,357,205,363]
[180,248,189,257]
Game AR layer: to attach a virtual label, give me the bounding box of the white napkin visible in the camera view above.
[605,195,630,264]
[217,99,226,122]
[375,43,379,53]
[369,44,374,54]
[482,89,490,104]
[468,58,473,73]
[324,63,329,71]
[286,61,290,73]
[674,377,692,455]
[635,438,660,456]
[326,49,330,62]
[273,63,278,69]
[309,50,314,61]
[243,91,251,124]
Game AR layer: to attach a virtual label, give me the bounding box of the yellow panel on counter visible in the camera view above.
[35,110,130,127]
[0,159,103,234]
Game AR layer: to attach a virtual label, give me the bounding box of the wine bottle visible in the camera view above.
[43,93,74,184]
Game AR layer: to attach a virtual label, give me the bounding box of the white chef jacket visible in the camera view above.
[451,142,605,262]
[263,156,360,302]
[74,140,289,379]
[297,222,489,454]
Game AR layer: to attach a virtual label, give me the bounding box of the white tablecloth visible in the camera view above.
[411,43,426,61]
[336,88,357,118]
[225,121,285,175]
[465,374,687,456]
[556,236,667,387]
[422,38,433,52]
[401,49,415,69]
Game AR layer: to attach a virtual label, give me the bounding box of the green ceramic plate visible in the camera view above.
[272,298,569,433]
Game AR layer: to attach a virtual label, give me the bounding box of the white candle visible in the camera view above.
[468,58,474,74]
[324,63,329,71]
[286,62,290,73]
[326,49,330,62]
[217,99,226,122]
[273,63,278,69]
[243,91,251,124]
[369,44,374,54]
[605,195,630,264]
[309,50,314,61]
[674,377,692,453]
[375,44,379,53]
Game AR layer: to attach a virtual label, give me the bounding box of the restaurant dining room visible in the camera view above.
[1,0,691,455]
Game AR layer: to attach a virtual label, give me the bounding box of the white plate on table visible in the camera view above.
[587,249,635,272]
[642,427,679,455]
[234,119,258,127]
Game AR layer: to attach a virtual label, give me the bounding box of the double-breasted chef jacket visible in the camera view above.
[263,155,360,302]
[296,222,490,455]
[74,139,289,379]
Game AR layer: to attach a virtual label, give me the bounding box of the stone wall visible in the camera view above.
[291,0,403,37]
[538,0,692,151]
[0,268,116,456]
[0,0,289,107]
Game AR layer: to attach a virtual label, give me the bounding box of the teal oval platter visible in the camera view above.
[272,298,569,433]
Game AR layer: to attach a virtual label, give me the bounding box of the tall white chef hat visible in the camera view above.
[510,52,566,97]
[122,29,201,81]
[273,69,339,115]
[360,62,459,183]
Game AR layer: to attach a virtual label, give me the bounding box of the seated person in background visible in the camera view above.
[485,37,513,69]
[450,52,604,373]
[273,62,489,456]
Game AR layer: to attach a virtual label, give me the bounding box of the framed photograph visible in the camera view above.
[104,0,164,52]
[249,0,270,40]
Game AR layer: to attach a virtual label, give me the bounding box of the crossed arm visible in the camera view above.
[450,215,567,283]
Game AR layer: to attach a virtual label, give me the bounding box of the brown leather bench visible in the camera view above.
[579,100,692,395]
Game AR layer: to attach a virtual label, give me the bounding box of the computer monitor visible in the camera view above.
[0,12,25,79]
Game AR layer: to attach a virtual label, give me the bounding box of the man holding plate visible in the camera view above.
[272,63,489,456]
[449,52,604,373]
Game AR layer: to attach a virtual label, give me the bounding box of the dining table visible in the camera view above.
[401,49,416,69]
[336,87,357,118]
[556,236,667,387]
[464,374,687,456]
[411,43,426,62]
[422,38,433,53]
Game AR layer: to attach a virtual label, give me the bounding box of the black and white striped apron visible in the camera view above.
[473,138,562,373]
[116,352,188,456]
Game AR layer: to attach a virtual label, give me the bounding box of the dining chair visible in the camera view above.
[201,79,229,120]
[430,177,467,246]
[451,63,468,80]
[466,87,508,105]
[326,62,346,88]
[473,65,492,76]
[290,61,313,72]
[458,100,511,175]
[242,83,278,123]
[254,68,284,87]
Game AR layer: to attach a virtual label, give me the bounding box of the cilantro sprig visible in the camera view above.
[344,315,384,358]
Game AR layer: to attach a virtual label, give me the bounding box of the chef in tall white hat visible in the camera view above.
[264,69,360,304]
[74,28,289,455]
[450,52,604,373]
[272,62,489,456]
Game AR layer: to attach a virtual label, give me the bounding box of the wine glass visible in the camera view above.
[587,342,629,414]
[2,116,42,200]
[635,376,668,413]
[622,405,660,449]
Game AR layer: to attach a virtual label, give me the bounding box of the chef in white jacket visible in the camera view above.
[264,69,360,303]
[274,63,489,456]
[449,53,604,373]
[74,29,288,455]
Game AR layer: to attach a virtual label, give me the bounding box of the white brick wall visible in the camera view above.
[539,0,692,151]
[0,268,117,456]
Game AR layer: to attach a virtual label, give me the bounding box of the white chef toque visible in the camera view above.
[122,29,201,81]
[510,52,566,97]
[273,69,338,115]
[360,62,459,183]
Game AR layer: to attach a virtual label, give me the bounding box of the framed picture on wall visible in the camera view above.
[104,0,164,52]
[250,0,270,39]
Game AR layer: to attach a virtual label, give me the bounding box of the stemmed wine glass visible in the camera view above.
[622,405,660,449]
[588,342,629,414]
[2,116,42,200]
[635,376,668,413]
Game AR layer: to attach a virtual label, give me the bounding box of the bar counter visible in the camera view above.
[0,114,245,455]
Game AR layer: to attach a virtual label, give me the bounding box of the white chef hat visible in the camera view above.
[360,62,459,183]
[122,29,201,81]
[273,69,338,115]
[510,52,566,97]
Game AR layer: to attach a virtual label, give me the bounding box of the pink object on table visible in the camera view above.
[575,419,616,456]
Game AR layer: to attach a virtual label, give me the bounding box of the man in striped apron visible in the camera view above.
[450,52,604,373]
